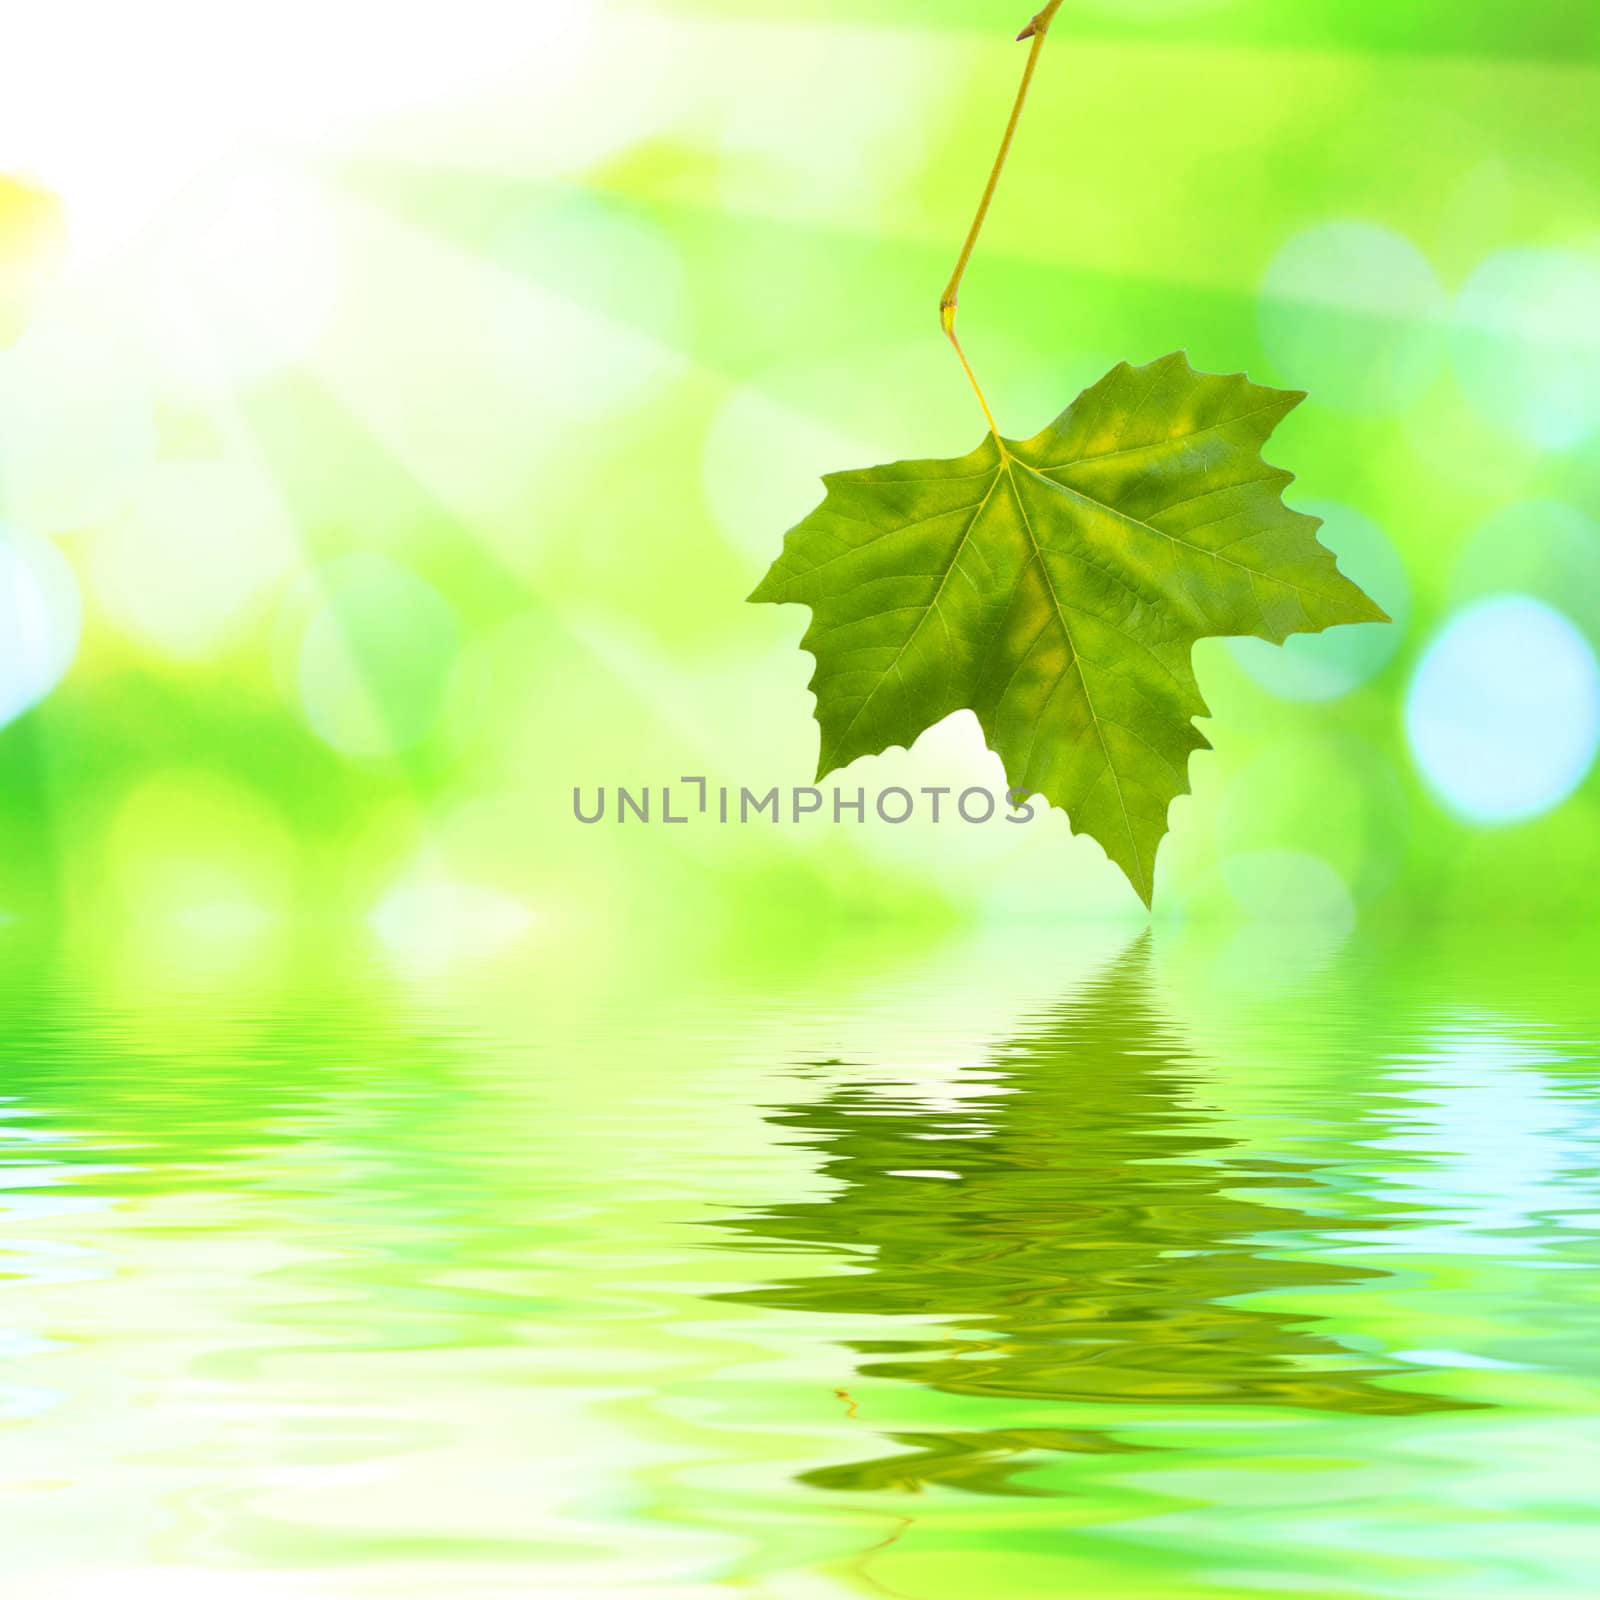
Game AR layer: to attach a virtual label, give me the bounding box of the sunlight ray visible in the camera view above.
[299,194,697,578]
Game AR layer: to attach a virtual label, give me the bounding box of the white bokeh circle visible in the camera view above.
[1221,848,1356,933]
[1260,221,1445,415]
[1452,249,1600,450]
[1406,594,1600,823]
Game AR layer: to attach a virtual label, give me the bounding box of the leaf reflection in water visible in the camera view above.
[716,940,1469,1495]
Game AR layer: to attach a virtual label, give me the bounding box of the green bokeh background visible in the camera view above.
[1,0,1598,975]
[3,14,1600,1592]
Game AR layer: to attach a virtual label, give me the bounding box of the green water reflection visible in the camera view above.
[2,924,1598,1597]
[718,941,1467,1498]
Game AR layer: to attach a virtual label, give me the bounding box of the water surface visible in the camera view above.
[3,923,1598,1596]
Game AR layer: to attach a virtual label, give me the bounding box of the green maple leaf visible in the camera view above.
[749,353,1388,905]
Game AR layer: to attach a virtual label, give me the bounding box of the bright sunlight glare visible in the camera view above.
[0,2,601,260]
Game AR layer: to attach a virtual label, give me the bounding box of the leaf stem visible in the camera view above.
[939,1,1067,439]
